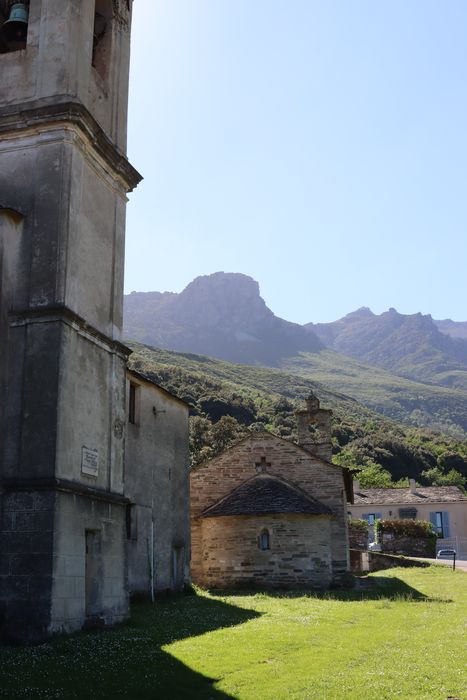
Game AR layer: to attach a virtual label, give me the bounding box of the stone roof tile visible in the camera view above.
[201,473,332,518]
[353,486,467,506]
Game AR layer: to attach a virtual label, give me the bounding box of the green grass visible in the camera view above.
[1,566,466,699]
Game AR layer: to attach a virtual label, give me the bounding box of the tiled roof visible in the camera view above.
[201,473,332,518]
[353,486,467,506]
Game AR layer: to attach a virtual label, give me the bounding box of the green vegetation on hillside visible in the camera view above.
[1,567,466,699]
[282,350,467,437]
[128,343,467,488]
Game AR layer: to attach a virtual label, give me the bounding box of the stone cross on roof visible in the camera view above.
[255,456,271,473]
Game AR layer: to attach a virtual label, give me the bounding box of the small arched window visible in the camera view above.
[259,529,270,551]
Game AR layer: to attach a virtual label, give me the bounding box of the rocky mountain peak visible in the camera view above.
[123,272,323,366]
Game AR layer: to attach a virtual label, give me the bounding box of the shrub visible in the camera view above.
[349,519,369,532]
[375,519,436,540]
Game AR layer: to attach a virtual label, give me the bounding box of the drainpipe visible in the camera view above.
[150,518,155,603]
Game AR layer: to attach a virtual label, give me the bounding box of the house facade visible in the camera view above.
[191,395,351,589]
[349,479,467,542]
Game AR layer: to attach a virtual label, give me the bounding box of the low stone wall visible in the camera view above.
[350,549,430,574]
[348,521,369,551]
[379,534,435,558]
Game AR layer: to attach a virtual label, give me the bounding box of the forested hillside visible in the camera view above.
[128,343,467,490]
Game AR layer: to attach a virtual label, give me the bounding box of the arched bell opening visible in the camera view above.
[92,0,113,80]
[0,1,29,54]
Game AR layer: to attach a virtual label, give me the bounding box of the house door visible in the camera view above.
[85,530,103,617]
[172,546,185,592]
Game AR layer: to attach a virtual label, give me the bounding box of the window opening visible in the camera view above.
[399,507,417,520]
[434,512,444,537]
[128,382,138,424]
[259,529,270,551]
[0,2,29,54]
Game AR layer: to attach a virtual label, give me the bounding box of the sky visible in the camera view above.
[125,0,467,324]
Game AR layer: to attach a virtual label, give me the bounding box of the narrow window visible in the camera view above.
[367,514,376,526]
[128,382,138,424]
[259,529,270,551]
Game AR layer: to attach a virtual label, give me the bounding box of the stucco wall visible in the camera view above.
[198,514,333,589]
[125,373,190,596]
[50,493,128,635]
[191,432,349,587]
[349,502,467,539]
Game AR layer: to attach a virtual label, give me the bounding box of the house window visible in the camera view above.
[367,514,376,526]
[434,512,444,537]
[259,529,270,551]
[429,511,451,538]
[128,382,138,424]
[399,508,417,520]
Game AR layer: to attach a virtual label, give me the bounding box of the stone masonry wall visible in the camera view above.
[348,522,369,550]
[379,534,436,558]
[198,514,333,589]
[191,432,349,586]
[0,491,55,642]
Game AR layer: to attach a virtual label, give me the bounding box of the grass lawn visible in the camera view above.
[0,566,466,699]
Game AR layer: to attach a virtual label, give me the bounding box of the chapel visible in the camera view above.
[190,395,352,589]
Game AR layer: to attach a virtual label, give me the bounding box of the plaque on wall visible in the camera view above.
[81,446,99,477]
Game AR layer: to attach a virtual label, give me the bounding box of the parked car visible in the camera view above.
[436,549,456,559]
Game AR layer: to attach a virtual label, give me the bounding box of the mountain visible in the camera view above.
[307,307,467,391]
[123,274,467,436]
[435,319,467,341]
[124,272,323,366]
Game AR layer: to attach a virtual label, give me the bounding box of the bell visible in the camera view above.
[1,3,29,45]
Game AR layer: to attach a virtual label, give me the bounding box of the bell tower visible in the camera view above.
[0,0,141,641]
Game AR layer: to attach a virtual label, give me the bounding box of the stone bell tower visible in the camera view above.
[0,0,141,641]
[296,393,333,462]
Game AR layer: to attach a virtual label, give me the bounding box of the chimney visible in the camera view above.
[409,479,417,493]
[296,393,332,462]
[353,479,360,494]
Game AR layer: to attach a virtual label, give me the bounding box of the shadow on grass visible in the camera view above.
[0,594,260,700]
[205,575,453,604]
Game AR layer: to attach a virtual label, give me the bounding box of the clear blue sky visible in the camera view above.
[125,0,467,324]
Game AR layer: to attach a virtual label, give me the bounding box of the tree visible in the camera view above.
[422,467,466,490]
